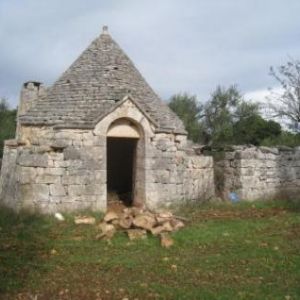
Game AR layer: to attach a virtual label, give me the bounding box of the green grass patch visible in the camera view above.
[0,200,300,299]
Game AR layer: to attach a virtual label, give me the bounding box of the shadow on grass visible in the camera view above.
[0,206,54,294]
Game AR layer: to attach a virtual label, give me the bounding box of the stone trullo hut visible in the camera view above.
[0,27,214,213]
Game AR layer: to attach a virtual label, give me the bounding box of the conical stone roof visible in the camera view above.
[19,27,186,134]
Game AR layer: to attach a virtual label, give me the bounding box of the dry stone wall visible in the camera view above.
[0,100,215,213]
[147,133,214,209]
[216,146,300,201]
[0,128,107,213]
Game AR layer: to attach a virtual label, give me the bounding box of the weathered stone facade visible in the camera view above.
[216,146,300,201]
[0,27,215,213]
[0,98,215,213]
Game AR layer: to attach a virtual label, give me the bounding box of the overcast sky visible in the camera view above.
[0,0,299,108]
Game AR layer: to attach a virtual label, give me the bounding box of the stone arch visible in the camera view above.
[107,118,142,139]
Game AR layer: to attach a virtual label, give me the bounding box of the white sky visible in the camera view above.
[1,0,300,108]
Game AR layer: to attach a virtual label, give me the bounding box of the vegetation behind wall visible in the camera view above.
[0,98,17,159]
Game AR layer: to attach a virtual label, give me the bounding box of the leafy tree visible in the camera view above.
[203,85,259,146]
[0,98,9,112]
[0,99,17,158]
[168,93,205,143]
[269,58,300,132]
[262,131,300,148]
[233,115,281,145]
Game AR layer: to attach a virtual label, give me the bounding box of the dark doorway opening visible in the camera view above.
[107,137,138,206]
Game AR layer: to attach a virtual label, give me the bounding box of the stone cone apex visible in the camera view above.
[19,26,186,134]
[102,25,109,35]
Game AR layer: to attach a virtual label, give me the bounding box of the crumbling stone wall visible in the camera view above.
[216,146,300,201]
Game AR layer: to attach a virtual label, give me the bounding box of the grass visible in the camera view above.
[0,200,300,299]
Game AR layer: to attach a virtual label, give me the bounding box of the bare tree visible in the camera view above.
[269,58,300,131]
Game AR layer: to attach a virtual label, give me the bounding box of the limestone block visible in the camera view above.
[240,168,255,176]
[175,134,187,143]
[48,152,64,161]
[82,131,94,140]
[36,202,57,213]
[82,139,94,146]
[17,152,48,167]
[83,184,103,195]
[155,139,173,151]
[235,149,258,160]
[265,153,278,161]
[259,146,279,155]
[152,158,171,170]
[154,170,170,184]
[95,170,106,183]
[36,174,61,184]
[32,184,50,202]
[64,147,81,160]
[4,139,20,148]
[92,135,106,147]
[198,156,213,168]
[75,195,98,202]
[266,160,277,168]
[37,167,65,176]
[62,175,88,185]
[68,185,84,196]
[95,193,106,211]
[72,139,83,146]
[50,139,70,150]
[54,131,82,140]
[54,160,71,168]
[240,159,259,168]
[51,195,73,203]
[54,202,80,212]
[18,184,34,204]
[22,199,36,212]
[35,146,52,153]
[18,167,37,184]
[50,184,66,196]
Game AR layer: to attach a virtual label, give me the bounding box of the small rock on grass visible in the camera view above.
[170,219,185,231]
[74,216,96,225]
[54,212,65,221]
[127,229,147,240]
[160,233,174,248]
[97,223,116,239]
[50,249,58,255]
[162,221,174,232]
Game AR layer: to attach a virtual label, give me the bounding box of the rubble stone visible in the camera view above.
[160,233,174,248]
[132,214,156,231]
[104,211,119,222]
[127,229,147,240]
[74,216,96,225]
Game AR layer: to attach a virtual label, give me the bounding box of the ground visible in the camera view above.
[0,200,299,300]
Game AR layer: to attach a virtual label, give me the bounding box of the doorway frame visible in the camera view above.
[93,96,156,211]
[106,117,146,207]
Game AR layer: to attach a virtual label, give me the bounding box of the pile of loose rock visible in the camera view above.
[74,207,185,248]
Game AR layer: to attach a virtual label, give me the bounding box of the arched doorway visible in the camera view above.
[106,118,143,207]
